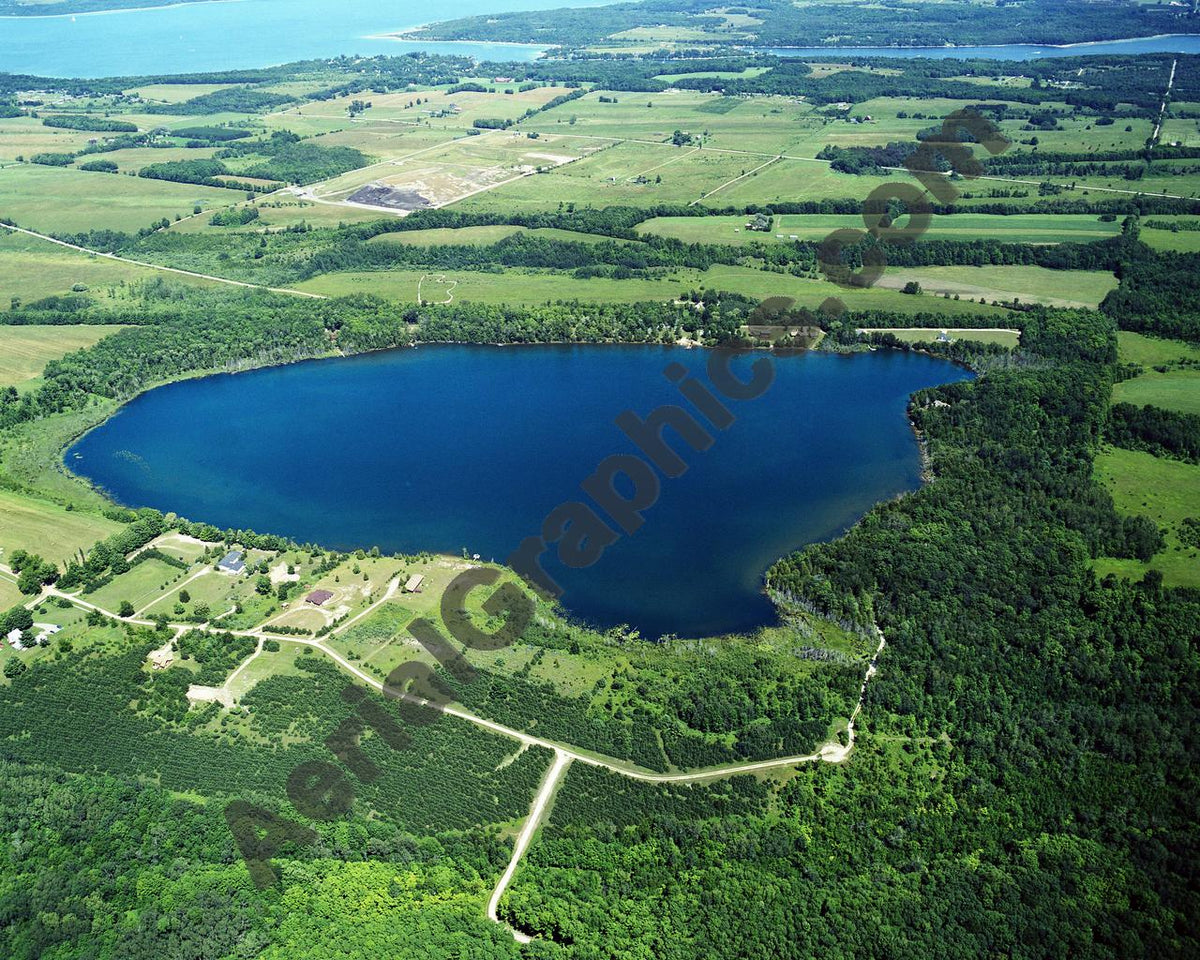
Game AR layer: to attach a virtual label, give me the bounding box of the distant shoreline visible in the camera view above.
[0,0,245,20]
[369,29,555,50]
[743,32,1200,53]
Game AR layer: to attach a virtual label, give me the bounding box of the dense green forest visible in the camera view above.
[414,0,1194,48]
[498,307,1200,957]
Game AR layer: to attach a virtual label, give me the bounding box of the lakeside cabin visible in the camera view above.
[306,589,334,607]
[217,550,246,574]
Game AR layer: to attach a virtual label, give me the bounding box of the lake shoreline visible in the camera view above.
[741,32,1200,53]
[0,0,245,20]
[62,338,972,638]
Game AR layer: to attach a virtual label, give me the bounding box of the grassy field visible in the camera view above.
[1117,331,1200,367]
[1093,447,1200,589]
[0,163,238,233]
[124,83,242,104]
[292,262,1008,315]
[857,326,1021,348]
[1113,369,1200,416]
[1139,218,1200,253]
[874,265,1117,309]
[0,488,120,566]
[0,325,126,389]
[366,225,628,247]
[638,213,1123,246]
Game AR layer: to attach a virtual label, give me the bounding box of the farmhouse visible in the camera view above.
[307,589,334,606]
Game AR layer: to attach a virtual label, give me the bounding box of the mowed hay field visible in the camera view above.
[1093,448,1200,589]
[0,325,126,389]
[1117,331,1200,367]
[293,263,1008,315]
[0,489,120,566]
[874,265,1118,309]
[0,163,237,233]
[1114,370,1200,416]
[1114,331,1200,415]
[638,213,1124,246]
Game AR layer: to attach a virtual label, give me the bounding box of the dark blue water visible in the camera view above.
[68,345,969,638]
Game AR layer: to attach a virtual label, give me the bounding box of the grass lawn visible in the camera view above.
[225,643,307,701]
[858,327,1020,348]
[1113,369,1200,416]
[0,325,126,389]
[143,568,276,627]
[0,572,23,610]
[1093,447,1200,589]
[86,558,193,616]
[0,488,120,565]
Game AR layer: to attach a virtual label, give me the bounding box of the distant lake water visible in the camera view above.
[1,0,589,77]
[68,345,971,638]
[5,0,1198,78]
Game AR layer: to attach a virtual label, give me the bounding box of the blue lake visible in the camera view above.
[68,345,970,639]
[5,0,1198,78]
[1,0,592,78]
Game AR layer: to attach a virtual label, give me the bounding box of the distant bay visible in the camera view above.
[1,0,587,77]
[5,0,1199,79]
[67,344,971,639]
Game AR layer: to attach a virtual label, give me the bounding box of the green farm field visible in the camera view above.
[874,265,1118,309]
[1093,447,1200,589]
[0,228,217,306]
[1140,220,1200,253]
[292,263,1010,314]
[638,213,1123,246]
[0,488,120,566]
[0,325,126,389]
[0,163,239,233]
[1117,331,1200,367]
[1113,369,1200,416]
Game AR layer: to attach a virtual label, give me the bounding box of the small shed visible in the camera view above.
[307,589,334,606]
[403,574,425,593]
